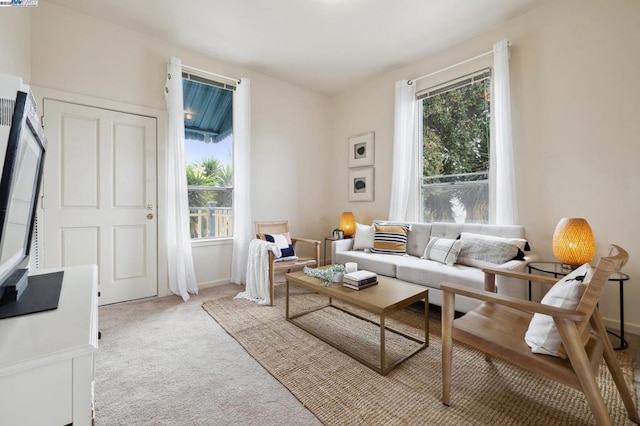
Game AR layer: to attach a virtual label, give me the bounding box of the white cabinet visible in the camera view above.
[0,265,98,426]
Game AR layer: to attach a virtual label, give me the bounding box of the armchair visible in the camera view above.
[441,245,639,425]
[254,220,320,306]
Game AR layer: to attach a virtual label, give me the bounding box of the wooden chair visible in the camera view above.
[254,220,320,306]
[441,245,639,426]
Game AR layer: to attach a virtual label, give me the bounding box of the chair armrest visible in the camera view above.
[291,238,320,247]
[440,282,585,321]
[482,267,559,285]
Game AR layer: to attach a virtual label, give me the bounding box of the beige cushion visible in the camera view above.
[524,263,593,357]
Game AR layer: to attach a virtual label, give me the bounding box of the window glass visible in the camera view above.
[420,70,491,223]
[182,75,233,239]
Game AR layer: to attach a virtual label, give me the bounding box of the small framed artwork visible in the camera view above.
[348,132,374,168]
[348,167,374,202]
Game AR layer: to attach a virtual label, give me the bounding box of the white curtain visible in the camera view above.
[230,78,252,285]
[388,80,417,222]
[164,57,198,301]
[493,40,518,225]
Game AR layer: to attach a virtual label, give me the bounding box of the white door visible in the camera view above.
[42,99,158,305]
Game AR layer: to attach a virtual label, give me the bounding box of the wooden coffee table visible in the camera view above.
[285,270,429,376]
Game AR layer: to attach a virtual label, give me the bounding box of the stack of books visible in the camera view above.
[343,270,378,290]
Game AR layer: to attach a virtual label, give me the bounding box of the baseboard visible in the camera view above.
[198,278,232,289]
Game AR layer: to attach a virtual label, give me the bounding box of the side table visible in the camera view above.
[324,237,337,266]
[527,261,629,351]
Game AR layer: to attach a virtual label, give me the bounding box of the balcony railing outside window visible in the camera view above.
[188,186,233,239]
[421,172,488,223]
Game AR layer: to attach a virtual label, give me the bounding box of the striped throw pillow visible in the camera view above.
[370,224,409,255]
[422,237,460,266]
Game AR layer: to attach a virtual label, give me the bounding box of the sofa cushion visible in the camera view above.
[334,250,399,277]
[459,232,528,250]
[353,223,375,250]
[370,224,409,255]
[457,236,520,265]
[524,263,593,357]
[405,222,433,258]
[396,261,485,292]
[422,237,460,266]
[431,222,526,240]
[258,232,297,261]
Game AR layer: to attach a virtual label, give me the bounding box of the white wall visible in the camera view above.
[0,8,31,82]
[331,0,640,332]
[22,2,332,294]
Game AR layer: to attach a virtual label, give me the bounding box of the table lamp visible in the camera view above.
[340,212,356,238]
[552,218,596,268]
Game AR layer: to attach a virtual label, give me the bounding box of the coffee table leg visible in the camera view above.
[380,315,386,374]
[286,279,290,319]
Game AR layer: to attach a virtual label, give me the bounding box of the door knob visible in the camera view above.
[147,213,154,220]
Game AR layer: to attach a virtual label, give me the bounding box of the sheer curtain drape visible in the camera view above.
[388,80,417,222]
[165,57,198,301]
[493,39,518,225]
[230,78,252,285]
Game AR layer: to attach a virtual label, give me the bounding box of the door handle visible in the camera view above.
[147,213,154,220]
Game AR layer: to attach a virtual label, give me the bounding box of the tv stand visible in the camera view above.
[0,265,98,425]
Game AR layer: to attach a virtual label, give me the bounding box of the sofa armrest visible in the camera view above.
[331,238,354,264]
[490,253,542,300]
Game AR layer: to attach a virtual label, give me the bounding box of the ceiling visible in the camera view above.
[45,0,553,95]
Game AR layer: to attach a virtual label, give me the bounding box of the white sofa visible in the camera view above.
[332,221,539,313]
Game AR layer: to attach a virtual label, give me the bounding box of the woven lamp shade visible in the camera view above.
[340,212,356,238]
[552,218,596,267]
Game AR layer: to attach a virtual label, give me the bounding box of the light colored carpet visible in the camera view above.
[203,285,637,426]
[94,284,321,426]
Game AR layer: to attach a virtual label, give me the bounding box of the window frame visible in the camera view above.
[182,70,235,242]
[415,65,494,224]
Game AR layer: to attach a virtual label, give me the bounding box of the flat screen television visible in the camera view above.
[0,90,63,319]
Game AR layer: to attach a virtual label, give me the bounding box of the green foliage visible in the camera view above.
[422,79,490,223]
[186,157,234,238]
[422,81,490,177]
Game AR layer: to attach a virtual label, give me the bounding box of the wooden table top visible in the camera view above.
[285,270,428,315]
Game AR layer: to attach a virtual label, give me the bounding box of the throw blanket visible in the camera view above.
[235,239,281,305]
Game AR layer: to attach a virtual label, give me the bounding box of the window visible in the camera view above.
[418,69,491,223]
[182,72,234,239]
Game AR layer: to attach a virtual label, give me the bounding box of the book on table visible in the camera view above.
[343,270,378,288]
[343,280,378,290]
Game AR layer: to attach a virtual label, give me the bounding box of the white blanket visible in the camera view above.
[235,239,281,305]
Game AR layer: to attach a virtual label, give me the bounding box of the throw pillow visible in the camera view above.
[421,237,460,266]
[524,263,593,357]
[259,232,298,262]
[457,236,521,265]
[459,232,528,250]
[353,223,375,251]
[370,224,409,255]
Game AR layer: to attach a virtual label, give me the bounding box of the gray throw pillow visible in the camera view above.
[458,237,519,265]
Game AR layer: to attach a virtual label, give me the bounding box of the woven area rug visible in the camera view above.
[202,286,636,425]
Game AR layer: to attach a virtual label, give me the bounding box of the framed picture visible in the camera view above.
[348,132,374,168]
[348,168,374,202]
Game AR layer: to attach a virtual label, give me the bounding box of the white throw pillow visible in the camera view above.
[353,223,375,251]
[524,263,593,357]
[421,237,460,266]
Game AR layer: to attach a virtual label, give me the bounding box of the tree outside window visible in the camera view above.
[182,74,234,239]
[420,70,491,223]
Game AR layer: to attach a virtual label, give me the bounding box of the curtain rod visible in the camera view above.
[182,64,240,84]
[408,49,492,85]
